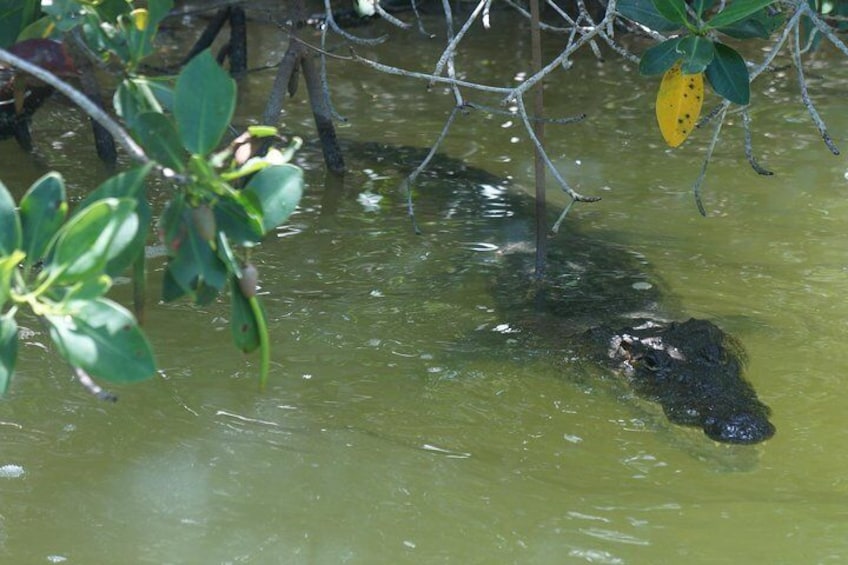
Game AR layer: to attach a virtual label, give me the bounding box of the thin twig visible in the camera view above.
[352,50,512,94]
[482,0,493,29]
[749,4,803,82]
[400,106,462,234]
[693,106,728,216]
[465,102,586,124]
[741,109,773,176]
[575,0,604,61]
[791,18,840,155]
[375,3,412,29]
[320,23,348,122]
[800,1,848,58]
[432,0,488,80]
[504,13,613,103]
[74,367,118,402]
[409,0,435,37]
[322,0,387,46]
[504,0,573,33]
[515,96,599,205]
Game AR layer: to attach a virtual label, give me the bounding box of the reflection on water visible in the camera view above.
[1,13,848,565]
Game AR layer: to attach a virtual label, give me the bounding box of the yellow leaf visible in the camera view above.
[655,62,704,148]
[130,8,149,31]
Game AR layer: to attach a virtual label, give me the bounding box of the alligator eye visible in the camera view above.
[640,351,660,372]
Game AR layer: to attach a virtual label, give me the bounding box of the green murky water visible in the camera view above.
[2,12,848,564]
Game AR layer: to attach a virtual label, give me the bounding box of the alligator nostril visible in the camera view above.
[704,413,776,444]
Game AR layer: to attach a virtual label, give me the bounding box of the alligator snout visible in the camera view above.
[703,411,776,445]
[588,318,776,445]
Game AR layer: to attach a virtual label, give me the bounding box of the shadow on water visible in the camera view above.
[313,139,771,470]
[5,15,848,562]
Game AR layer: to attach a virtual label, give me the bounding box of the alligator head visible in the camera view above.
[586,318,776,444]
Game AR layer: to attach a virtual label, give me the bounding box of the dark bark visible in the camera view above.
[260,0,345,173]
[181,7,231,66]
[530,0,546,279]
[66,40,117,165]
[301,54,345,174]
[228,7,248,77]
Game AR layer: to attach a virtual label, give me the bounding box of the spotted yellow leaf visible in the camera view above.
[655,62,704,148]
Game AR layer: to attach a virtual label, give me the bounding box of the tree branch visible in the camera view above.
[0,47,148,164]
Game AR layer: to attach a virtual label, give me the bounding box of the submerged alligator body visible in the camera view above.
[338,141,776,445]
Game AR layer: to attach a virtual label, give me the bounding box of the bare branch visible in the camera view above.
[749,5,803,82]
[465,102,586,125]
[351,49,512,94]
[400,105,462,234]
[74,367,118,402]
[320,23,348,122]
[503,13,613,103]
[515,96,600,205]
[0,47,148,164]
[504,0,573,33]
[432,0,488,80]
[791,18,840,155]
[410,0,436,38]
[693,106,728,216]
[800,1,848,58]
[323,0,387,46]
[375,3,412,29]
[742,109,773,176]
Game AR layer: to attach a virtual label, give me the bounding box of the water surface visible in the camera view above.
[2,12,848,564]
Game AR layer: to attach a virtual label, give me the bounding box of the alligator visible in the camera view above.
[332,140,776,445]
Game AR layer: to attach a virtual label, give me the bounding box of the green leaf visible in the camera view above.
[45,298,155,383]
[0,180,21,255]
[213,194,265,246]
[677,35,715,74]
[230,276,260,353]
[141,77,175,112]
[161,201,228,298]
[174,50,236,156]
[0,0,39,48]
[0,314,18,395]
[146,0,173,27]
[639,37,683,76]
[79,164,153,207]
[705,42,750,105]
[161,265,187,302]
[15,16,57,43]
[250,295,271,391]
[691,0,714,18]
[617,0,682,31]
[54,274,113,302]
[133,112,186,171]
[121,0,172,66]
[92,0,133,23]
[707,0,779,29]
[244,164,304,233]
[77,165,153,277]
[41,0,86,32]
[215,231,240,274]
[0,251,25,307]
[718,9,784,39]
[651,0,691,27]
[114,78,162,131]
[46,198,138,285]
[168,230,228,294]
[20,172,67,268]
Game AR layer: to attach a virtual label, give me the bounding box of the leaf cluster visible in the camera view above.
[0,5,305,395]
[623,0,784,106]
[0,171,154,394]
